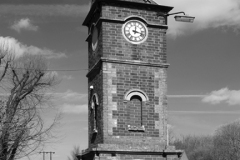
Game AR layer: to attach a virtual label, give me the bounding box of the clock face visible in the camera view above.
[91,26,98,52]
[122,20,148,44]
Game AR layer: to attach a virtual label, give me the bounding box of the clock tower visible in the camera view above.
[81,0,185,159]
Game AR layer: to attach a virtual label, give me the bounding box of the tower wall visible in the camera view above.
[102,62,168,146]
[81,0,186,160]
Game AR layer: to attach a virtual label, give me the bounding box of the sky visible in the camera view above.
[0,0,240,160]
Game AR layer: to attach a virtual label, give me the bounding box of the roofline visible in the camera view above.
[82,0,173,26]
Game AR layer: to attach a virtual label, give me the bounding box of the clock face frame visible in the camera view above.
[91,25,99,52]
[122,20,148,44]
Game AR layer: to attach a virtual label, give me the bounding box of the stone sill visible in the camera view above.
[128,125,145,132]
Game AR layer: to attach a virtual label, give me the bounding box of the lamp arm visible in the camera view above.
[157,11,185,17]
[166,12,185,16]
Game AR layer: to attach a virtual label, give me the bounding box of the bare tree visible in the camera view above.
[0,39,59,160]
[67,146,81,160]
[213,121,240,160]
[173,135,214,160]
[167,124,176,145]
[170,120,240,160]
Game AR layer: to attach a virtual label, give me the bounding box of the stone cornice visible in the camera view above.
[78,148,184,160]
[83,0,173,26]
[98,17,169,29]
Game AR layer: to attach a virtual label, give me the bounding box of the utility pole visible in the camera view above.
[46,151,55,160]
[39,151,55,160]
[39,152,46,160]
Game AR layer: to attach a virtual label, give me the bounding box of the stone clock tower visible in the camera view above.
[80,0,185,159]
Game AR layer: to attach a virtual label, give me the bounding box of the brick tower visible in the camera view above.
[81,0,185,159]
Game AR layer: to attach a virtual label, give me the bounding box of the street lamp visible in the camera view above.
[158,11,195,23]
[169,12,195,23]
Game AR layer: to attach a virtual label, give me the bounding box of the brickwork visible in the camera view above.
[100,3,167,64]
[101,5,166,25]
[127,96,142,126]
[88,69,104,148]
[87,0,169,150]
[102,21,166,63]
[99,63,169,148]
[88,3,167,69]
[88,22,102,69]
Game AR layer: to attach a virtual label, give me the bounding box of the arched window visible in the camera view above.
[91,93,99,133]
[124,89,148,132]
[124,89,149,102]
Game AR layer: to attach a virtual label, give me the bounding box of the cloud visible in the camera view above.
[0,4,90,17]
[61,103,87,114]
[155,0,240,37]
[202,87,240,105]
[0,36,66,59]
[61,90,87,101]
[62,75,74,80]
[168,95,204,98]
[170,111,240,114]
[44,71,59,79]
[11,18,38,33]
[54,90,87,102]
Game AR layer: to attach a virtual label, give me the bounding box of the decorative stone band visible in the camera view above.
[86,57,170,78]
[101,58,170,68]
[78,144,184,159]
[81,142,179,153]
[96,17,168,28]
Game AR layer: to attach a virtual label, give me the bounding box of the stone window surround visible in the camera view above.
[91,93,99,133]
[124,89,149,102]
[124,89,149,132]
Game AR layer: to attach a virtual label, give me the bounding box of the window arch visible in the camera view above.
[124,89,149,102]
[91,93,99,107]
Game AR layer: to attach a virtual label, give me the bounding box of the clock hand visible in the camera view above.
[132,30,139,34]
[132,28,140,34]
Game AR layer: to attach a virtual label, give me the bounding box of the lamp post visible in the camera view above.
[158,11,195,23]
[46,151,55,160]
